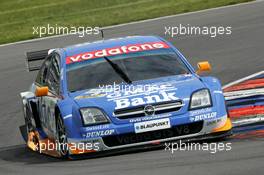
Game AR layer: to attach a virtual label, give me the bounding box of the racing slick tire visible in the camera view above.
[56,113,69,158]
[22,104,34,135]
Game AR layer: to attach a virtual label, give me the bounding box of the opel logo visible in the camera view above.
[144,105,155,116]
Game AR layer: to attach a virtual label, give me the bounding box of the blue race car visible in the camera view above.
[20,36,232,159]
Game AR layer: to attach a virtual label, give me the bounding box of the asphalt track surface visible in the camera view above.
[0,1,264,175]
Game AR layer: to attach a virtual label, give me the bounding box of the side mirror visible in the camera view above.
[35,86,49,97]
[196,61,211,74]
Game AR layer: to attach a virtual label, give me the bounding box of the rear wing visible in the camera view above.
[25,49,50,71]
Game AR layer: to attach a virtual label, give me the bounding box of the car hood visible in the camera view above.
[70,74,206,121]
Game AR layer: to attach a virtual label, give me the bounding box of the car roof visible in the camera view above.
[63,36,164,57]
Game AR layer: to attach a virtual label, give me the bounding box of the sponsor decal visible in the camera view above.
[189,108,212,116]
[134,118,171,133]
[190,112,217,122]
[66,42,170,64]
[82,129,115,138]
[75,93,106,99]
[84,124,110,131]
[114,91,178,109]
[129,113,172,123]
[206,118,222,126]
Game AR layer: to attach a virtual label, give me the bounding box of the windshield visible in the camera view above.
[66,49,190,92]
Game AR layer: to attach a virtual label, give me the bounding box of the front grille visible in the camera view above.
[114,100,184,119]
[103,121,203,147]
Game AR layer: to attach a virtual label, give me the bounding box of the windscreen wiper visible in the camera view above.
[103,56,132,84]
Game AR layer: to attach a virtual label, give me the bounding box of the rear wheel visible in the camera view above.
[23,104,34,134]
[22,103,39,150]
[56,114,68,158]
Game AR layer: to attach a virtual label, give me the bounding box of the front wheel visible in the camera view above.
[56,114,69,158]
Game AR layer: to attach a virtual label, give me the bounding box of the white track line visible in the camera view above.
[0,0,260,48]
[223,71,264,89]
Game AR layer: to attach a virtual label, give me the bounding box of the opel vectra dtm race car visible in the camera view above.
[20,36,232,159]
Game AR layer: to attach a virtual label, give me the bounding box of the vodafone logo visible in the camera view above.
[66,42,170,64]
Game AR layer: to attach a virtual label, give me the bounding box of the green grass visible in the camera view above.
[0,0,252,44]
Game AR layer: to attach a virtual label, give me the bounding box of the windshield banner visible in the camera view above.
[66,42,170,64]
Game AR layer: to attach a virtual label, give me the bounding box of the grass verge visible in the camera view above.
[0,0,253,44]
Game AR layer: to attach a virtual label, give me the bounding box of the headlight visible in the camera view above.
[80,108,109,126]
[190,89,212,110]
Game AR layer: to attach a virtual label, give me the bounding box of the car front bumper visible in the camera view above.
[67,115,232,156]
